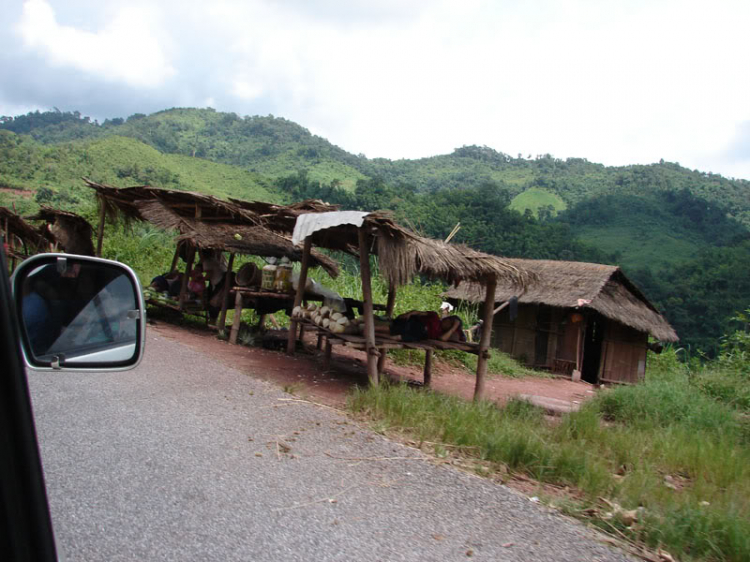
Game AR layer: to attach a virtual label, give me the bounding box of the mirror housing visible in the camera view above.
[11,254,147,371]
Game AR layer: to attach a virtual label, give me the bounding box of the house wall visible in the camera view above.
[490,304,649,383]
[599,323,648,384]
[492,304,563,368]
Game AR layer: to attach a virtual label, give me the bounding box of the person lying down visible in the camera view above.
[382,310,465,343]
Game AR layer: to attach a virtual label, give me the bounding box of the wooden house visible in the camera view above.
[443,259,678,385]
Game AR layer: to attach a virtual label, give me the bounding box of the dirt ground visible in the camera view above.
[151,321,596,410]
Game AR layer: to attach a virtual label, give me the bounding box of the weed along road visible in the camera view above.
[27,329,633,562]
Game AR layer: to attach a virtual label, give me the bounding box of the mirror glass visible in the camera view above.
[17,257,140,368]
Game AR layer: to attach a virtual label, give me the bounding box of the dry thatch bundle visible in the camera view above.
[443,258,678,342]
[84,178,260,226]
[136,200,339,277]
[26,206,95,256]
[1,206,49,256]
[290,210,535,290]
[230,198,339,234]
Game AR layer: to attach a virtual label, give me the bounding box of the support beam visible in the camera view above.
[229,291,243,345]
[323,340,332,370]
[474,275,497,402]
[169,243,181,273]
[423,349,433,387]
[377,281,397,374]
[95,200,106,257]
[217,253,235,332]
[287,237,312,355]
[178,244,196,307]
[358,227,379,386]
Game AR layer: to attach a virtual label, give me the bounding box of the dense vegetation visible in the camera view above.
[2,107,749,354]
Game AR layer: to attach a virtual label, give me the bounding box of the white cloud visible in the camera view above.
[3,0,750,179]
[16,0,175,88]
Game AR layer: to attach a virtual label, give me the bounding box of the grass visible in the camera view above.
[348,349,750,561]
[509,187,567,217]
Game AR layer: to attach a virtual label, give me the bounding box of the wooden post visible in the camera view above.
[377,281,397,374]
[179,243,195,307]
[358,227,379,386]
[423,350,433,387]
[217,253,235,331]
[95,200,106,257]
[229,290,243,345]
[323,340,332,370]
[287,238,312,355]
[474,275,497,402]
[169,243,181,273]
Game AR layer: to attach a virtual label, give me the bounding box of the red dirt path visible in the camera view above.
[151,321,596,410]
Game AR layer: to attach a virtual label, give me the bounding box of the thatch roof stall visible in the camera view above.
[1,206,50,269]
[287,211,535,399]
[135,200,339,278]
[85,178,262,256]
[26,206,95,256]
[443,258,677,342]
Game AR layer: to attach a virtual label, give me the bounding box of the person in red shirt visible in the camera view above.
[391,309,464,342]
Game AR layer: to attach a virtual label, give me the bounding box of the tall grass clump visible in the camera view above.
[349,361,750,561]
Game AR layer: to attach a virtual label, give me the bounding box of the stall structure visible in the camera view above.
[444,258,678,385]
[283,211,535,400]
[135,199,339,336]
[26,206,95,256]
[85,179,339,330]
[1,206,50,271]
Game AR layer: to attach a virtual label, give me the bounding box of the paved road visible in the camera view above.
[28,329,632,562]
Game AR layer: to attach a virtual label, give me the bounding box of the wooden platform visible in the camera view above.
[295,318,485,386]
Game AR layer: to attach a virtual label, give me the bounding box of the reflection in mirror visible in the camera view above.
[19,258,139,367]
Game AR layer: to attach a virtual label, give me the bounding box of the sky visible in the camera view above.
[1,0,749,180]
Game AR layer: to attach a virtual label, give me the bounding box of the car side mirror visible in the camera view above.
[11,254,146,371]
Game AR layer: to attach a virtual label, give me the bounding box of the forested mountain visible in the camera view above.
[2,107,749,355]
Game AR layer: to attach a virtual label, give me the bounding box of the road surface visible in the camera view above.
[28,328,632,561]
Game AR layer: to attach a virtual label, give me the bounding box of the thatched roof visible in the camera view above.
[291,211,535,290]
[0,206,49,256]
[85,178,260,225]
[26,206,95,256]
[443,258,678,342]
[136,200,339,277]
[230,198,339,234]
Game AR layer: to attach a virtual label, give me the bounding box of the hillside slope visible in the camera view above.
[3,109,749,224]
[0,132,281,205]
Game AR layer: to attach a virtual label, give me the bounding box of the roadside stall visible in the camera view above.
[1,206,51,271]
[135,199,339,336]
[284,210,534,400]
[85,179,340,331]
[26,206,95,256]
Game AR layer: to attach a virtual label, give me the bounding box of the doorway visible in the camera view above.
[582,315,606,384]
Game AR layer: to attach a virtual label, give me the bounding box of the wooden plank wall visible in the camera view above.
[600,323,648,384]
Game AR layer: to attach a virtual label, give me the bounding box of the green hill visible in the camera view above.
[2,107,750,353]
[509,187,567,218]
[0,132,281,209]
[4,109,749,224]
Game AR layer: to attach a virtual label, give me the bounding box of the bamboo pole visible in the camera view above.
[169,243,181,273]
[287,237,312,355]
[217,253,235,331]
[474,275,497,402]
[423,349,433,387]
[229,291,243,345]
[178,244,195,307]
[358,227,379,386]
[377,281,397,374]
[95,200,106,257]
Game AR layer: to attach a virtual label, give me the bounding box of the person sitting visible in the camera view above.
[150,271,183,298]
[188,263,206,299]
